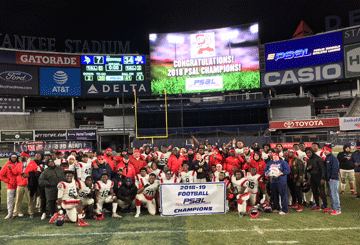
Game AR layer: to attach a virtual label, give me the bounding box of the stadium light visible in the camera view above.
[250,23,258,34]
[149,33,157,42]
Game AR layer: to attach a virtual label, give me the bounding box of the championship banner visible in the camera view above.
[339,117,360,131]
[270,118,339,130]
[160,182,226,217]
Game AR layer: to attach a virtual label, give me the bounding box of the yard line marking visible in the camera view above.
[253,226,264,234]
[267,241,299,244]
[0,226,360,239]
[250,218,271,221]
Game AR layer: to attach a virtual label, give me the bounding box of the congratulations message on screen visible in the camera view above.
[149,24,260,95]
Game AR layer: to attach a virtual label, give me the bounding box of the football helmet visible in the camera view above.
[260,201,272,213]
[267,167,280,178]
[55,214,65,226]
[301,181,310,193]
[249,207,260,218]
[94,212,104,221]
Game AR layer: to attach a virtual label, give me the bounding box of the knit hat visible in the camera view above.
[273,152,280,158]
[21,152,30,158]
[323,143,333,152]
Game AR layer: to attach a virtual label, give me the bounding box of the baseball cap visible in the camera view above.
[117,168,123,172]
[123,155,129,160]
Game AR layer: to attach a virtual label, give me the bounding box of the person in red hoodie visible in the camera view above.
[244,152,266,176]
[0,154,19,219]
[224,149,245,175]
[208,148,223,168]
[167,147,186,176]
[11,152,38,219]
[130,149,149,174]
[104,148,116,172]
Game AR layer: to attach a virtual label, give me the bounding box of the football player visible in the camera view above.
[178,161,197,183]
[212,164,229,182]
[77,154,92,181]
[135,173,160,217]
[76,176,94,217]
[94,172,121,219]
[135,168,149,188]
[246,167,265,206]
[160,170,178,183]
[50,171,88,227]
[232,170,250,217]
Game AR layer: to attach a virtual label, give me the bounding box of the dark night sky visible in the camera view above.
[0,0,359,54]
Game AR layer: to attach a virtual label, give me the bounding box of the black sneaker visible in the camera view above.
[355,196,360,199]
[11,216,19,220]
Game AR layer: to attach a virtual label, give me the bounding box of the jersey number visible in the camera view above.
[69,188,76,197]
[145,190,154,196]
[101,190,109,197]
[249,181,255,189]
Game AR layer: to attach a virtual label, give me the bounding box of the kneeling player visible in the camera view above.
[160,170,178,183]
[76,176,95,218]
[246,167,266,206]
[95,173,121,219]
[234,171,250,217]
[51,171,88,227]
[135,173,160,217]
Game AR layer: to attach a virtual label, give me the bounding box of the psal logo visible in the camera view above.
[0,71,33,82]
[284,121,294,128]
[53,71,68,85]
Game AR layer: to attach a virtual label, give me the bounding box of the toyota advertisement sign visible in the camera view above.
[0,64,39,95]
[270,118,340,130]
[39,67,81,96]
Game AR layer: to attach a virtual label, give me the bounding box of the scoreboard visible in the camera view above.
[81,55,146,83]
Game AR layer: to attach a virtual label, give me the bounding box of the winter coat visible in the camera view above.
[350,150,360,172]
[116,182,137,201]
[92,163,114,183]
[39,166,65,201]
[306,148,326,180]
[191,159,209,179]
[0,161,18,189]
[167,154,186,175]
[264,158,290,184]
[325,153,340,181]
[337,146,354,170]
[290,157,305,185]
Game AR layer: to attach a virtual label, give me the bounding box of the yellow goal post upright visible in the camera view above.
[134,88,168,144]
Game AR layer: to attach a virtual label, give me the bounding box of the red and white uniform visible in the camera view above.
[76,180,94,206]
[135,174,149,188]
[235,177,250,214]
[160,176,178,184]
[158,152,171,168]
[57,180,80,222]
[246,173,263,206]
[212,171,229,182]
[135,180,160,215]
[149,168,162,179]
[77,161,92,181]
[178,170,197,183]
[95,179,114,213]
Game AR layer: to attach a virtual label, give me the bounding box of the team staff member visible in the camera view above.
[0,154,19,219]
[39,159,66,219]
[92,156,113,183]
[337,144,355,194]
[168,147,186,176]
[224,149,244,175]
[305,147,327,211]
[264,152,290,215]
[11,152,38,219]
[130,150,149,174]
[117,177,137,212]
[190,152,209,183]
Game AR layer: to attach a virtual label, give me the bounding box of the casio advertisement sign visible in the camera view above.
[261,62,343,88]
[265,31,343,72]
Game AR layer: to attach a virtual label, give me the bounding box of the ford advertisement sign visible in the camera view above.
[0,64,39,95]
[40,67,81,96]
[265,31,343,72]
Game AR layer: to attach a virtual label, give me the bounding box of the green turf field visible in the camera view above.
[151,65,260,95]
[0,155,360,245]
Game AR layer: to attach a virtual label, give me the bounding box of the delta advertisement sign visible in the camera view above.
[270,118,340,130]
[150,23,260,95]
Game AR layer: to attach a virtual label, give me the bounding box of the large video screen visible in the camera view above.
[150,24,259,95]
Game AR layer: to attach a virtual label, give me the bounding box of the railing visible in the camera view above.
[345,94,359,117]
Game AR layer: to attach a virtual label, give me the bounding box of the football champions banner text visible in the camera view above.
[160,183,226,216]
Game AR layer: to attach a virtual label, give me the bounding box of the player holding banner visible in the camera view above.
[135,173,160,217]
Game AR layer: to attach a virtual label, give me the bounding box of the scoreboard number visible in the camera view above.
[94,56,105,64]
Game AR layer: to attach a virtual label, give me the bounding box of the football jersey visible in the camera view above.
[95,180,114,198]
[246,173,262,194]
[235,148,244,156]
[78,162,92,181]
[142,180,160,198]
[178,170,197,183]
[212,170,229,182]
[158,152,171,167]
[231,176,249,194]
[57,180,77,200]
[55,158,66,166]
[150,169,162,179]
[160,176,178,183]
[135,174,149,188]
[76,180,94,198]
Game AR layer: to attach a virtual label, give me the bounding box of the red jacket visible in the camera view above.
[129,156,147,174]
[208,153,223,167]
[0,161,18,189]
[167,154,186,175]
[116,162,137,182]
[92,155,116,171]
[244,159,266,176]
[11,160,38,186]
[224,156,244,175]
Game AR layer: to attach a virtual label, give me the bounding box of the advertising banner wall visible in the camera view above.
[40,67,81,96]
[34,130,67,141]
[160,183,226,216]
[150,23,260,95]
[339,117,360,131]
[67,130,96,140]
[0,50,16,64]
[270,118,339,129]
[1,131,34,142]
[0,97,22,112]
[343,26,360,45]
[265,31,343,72]
[344,43,360,78]
[261,62,343,88]
[0,64,39,95]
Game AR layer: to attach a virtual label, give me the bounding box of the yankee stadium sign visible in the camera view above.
[0,33,130,54]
